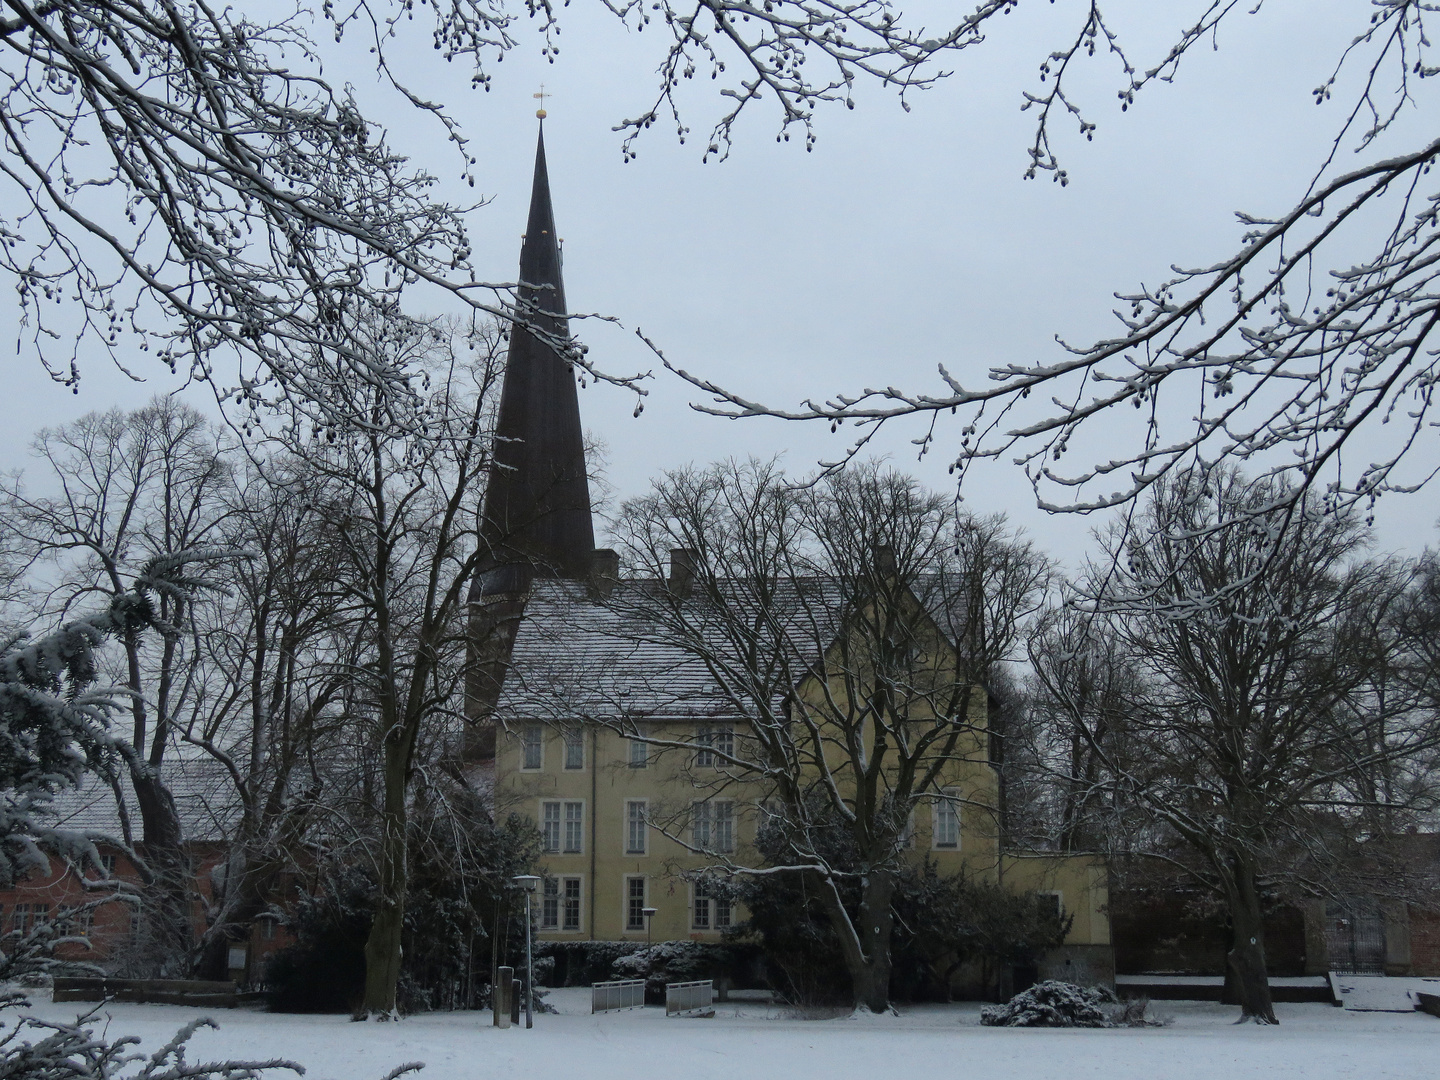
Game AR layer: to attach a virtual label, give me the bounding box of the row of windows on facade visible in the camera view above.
[538,875,732,933]
[541,798,739,856]
[539,793,961,855]
[521,723,736,771]
[1,902,93,935]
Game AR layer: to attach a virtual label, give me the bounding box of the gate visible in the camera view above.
[1324,897,1386,974]
[665,979,714,1016]
[592,979,646,1013]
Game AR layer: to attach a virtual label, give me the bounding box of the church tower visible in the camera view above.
[467,118,598,758]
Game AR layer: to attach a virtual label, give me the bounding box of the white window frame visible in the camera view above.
[696,723,734,768]
[624,875,647,933]
[691,878,732,932]
[541,800,562,853]
[564,800,584,853]
[932,787,960,850]
[541,877,560,929]
[713,800,735,854]
[625,799,648,856]
[521,723,544,771]
[561,876,583,932]
[628,736,648,769]
[692,800,711,850]
[693,799,734,854]
[563,729,585,770]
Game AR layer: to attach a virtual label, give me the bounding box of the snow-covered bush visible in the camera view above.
[609,941,739,999]
[534,941,647,987]
[980,981,1119,1027]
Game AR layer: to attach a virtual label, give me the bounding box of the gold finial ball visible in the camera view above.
[536,108,547,119]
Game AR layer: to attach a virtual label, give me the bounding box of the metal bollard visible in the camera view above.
[495,966,513,1028]
[511,977,522,1026]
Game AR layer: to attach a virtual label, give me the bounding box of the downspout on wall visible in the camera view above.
[590,725,598,939]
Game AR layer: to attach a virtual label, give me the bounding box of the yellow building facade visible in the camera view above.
[488,575,1114,989]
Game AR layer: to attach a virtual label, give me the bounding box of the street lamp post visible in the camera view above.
[513,875,541,1029]
[641,906,658,951]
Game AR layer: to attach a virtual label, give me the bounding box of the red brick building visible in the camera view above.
[0,761,292,983]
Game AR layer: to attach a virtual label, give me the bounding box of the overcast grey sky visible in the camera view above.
[3,0,1436,566]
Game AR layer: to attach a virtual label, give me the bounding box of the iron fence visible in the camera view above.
[592,979,646,1013]
[665,979,714,1016]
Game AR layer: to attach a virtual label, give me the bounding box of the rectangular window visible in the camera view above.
[713,801,734,854]
[692,800,711,850]
[522,724,543,770]
[715,892,732,930]
[692,879,731,931]
[12,903,30,934]
[933,789,960,850]
[693,800,732,853]
[563,878,582,931]
[628,737,648,769]
[696,724,734,768]
[564,801,584,853]
[58,908,94,937]
[100,853,117,875]
[542,878,560,929]
[626,877,647,932]
[564,730,584,770]
[1038,892,1063,921]
[32,904,50,928]
[542,801,562,853]
[626,800,647,855]
[692,880,711,930]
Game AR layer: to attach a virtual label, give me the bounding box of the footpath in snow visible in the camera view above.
[8,985,1437,1080]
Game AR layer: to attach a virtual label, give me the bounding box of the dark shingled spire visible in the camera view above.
[473,122,595,599]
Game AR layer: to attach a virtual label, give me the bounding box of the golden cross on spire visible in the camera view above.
[533,85,550,120]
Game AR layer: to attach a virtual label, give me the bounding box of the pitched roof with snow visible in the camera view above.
[494,573,963,724]
[495,579,749,721]
[40,755,240,844]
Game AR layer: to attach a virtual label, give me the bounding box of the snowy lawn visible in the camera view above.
[8,985,1436,1080]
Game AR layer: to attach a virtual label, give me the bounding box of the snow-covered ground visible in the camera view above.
[9,986,1436,1080]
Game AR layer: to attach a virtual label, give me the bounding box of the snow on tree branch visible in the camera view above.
[663,2,1440,522]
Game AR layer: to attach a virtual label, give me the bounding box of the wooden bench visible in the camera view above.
[52,977,239,1008]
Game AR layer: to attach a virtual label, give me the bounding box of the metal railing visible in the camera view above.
[665,979,714,1016]
[592,979,646,1013]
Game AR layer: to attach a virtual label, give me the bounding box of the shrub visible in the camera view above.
[979,981,1163,1028]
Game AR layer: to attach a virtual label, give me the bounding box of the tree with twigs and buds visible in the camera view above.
[0,0,1008,427]
[671,2,1440,537]
[1026,465,1440,1024]
[502,459,1050,1012]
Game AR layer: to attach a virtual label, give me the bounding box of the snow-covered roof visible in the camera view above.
[496,579,758,722]
[495,574,959,724]
[41,754,240,845]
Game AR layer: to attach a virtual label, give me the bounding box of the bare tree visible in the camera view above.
[674,2,1440,528]
[588,459,1049,1011]
[271,315,504,1017]
[180,454,361,980]
[1052,466,1438,1024]
[0,398,231,971]
[1,0,1005,423]
[1025,599,1147,856]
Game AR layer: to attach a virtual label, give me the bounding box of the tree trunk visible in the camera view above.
[129,764,194,974]
[1224,852,1277,1024]
[814,870,896,1013]
[362,724,412,1017]
[192,843,282,981]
